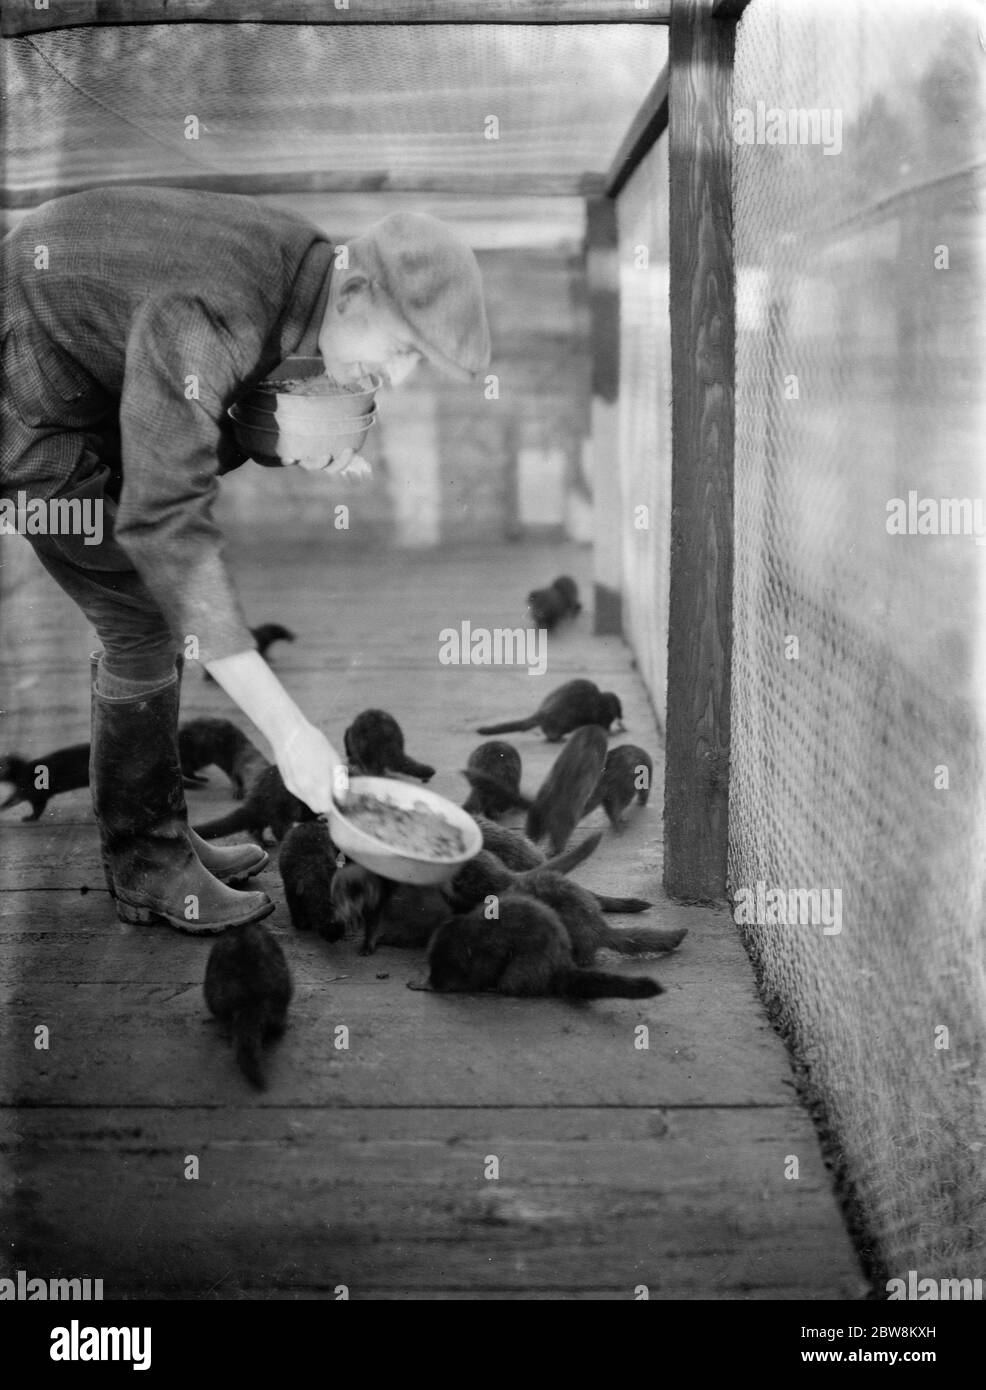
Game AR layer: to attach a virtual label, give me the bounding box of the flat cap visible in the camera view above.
[357,212,491,383]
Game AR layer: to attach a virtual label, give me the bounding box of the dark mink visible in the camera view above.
[425,893,663,1000]
[444,831,603,914]
[445,851,685,960]
[0,744,91,821]
[344,709,434,782]
[203,921,293,1090]
[251,623,296,660]
[525,724,608,854]
[178,717,271,800]
[375,882,451,951]
[476,679,624,742]
[474,817,651,913]
[329,865,449,956]
[328,863,394,955]
[278,820,346,941]
[194,765,315,843]
[551,576,581,613]
[460,740,531,818]
[204,622,296,681]
[526,575,582,631]
[473,816,547,871]
[583,744,654,828]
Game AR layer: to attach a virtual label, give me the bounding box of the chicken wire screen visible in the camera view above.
[731,0,986,1280]
[0,22,666,200]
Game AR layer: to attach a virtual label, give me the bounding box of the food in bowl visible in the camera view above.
[232,401,377,431]
[253,369,379,407]
[244,370,381,429]
[258,374,377,396]
[339,791,467,859]
[328,776,481,886]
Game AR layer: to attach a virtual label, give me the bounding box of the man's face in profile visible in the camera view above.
[318,278,421,387]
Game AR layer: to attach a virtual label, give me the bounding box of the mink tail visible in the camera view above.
[598,925,688,955]
[232,1003,267,1089]
[460,768,533,812]
[193,807,256,839]
[542,831,603,874]
[555,969,663,1000]
[592,892,654,914]
[391,753,436,783]
[476,716,539,735]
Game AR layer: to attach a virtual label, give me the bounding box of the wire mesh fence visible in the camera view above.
[1,22,666,198]
[731,0,986,1279]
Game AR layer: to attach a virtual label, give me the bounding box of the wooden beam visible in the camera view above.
[605,63,669,199]
[0,0,672,39]
[663,0,735,902]
[585,197,622,636]
[0,169,607,209]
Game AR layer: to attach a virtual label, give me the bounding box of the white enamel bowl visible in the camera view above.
[228,402,377,469]
[327,776,482,886]
[248,358,381,426]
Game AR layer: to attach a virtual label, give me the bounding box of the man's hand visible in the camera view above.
[276,720,348,814]
[296,448,372,478]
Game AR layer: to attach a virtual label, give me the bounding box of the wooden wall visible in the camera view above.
[614,137,672,728]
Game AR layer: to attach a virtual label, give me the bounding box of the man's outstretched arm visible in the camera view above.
[205,650,345,814]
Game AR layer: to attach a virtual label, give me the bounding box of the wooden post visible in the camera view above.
[663,0,736,901]
[586,196,622,636]
[606,65,669,199]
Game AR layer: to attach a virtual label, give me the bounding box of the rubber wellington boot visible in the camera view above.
[90,669,274,933]
[90,654,269,889]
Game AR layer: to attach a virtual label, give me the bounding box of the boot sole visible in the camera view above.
[115,896,275,933]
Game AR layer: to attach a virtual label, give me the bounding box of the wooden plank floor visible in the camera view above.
[0,528,865,1299]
